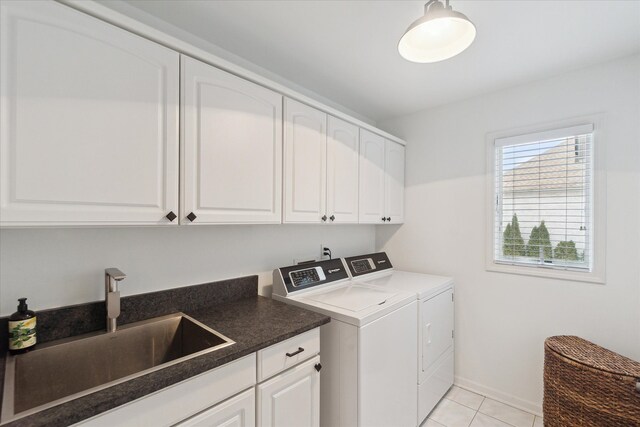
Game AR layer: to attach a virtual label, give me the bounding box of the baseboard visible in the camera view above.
[454,376,543,417]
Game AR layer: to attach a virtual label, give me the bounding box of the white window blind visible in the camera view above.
[494,124,594,271]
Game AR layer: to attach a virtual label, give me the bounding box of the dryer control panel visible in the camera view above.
[344,252,394,277]
[273,258,349,297]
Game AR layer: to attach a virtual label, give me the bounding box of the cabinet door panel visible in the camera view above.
[358,130,386,224]
[176,388,255,427]
[384,140,405,224]
[0,1,179,226]
[257,355,320,427]
[326,116,359,224]
[283,99,327,223]
[181,56,282,224]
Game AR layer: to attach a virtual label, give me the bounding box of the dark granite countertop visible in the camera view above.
[0,276,329,427]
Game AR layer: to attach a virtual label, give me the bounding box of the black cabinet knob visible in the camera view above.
[321,215,327,222]
[315,363,322,372]
[386,217,391,222]
[329,215,335,221]
[165,211,177,222]
[381,217,387,222]
[186,212,197,222]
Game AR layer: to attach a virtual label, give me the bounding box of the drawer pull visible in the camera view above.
[286,347,304,357]
[315,363,322,372]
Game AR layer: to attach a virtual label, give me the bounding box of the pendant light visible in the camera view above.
[398,0,476,63]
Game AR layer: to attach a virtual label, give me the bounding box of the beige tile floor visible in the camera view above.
[423,386,544,427]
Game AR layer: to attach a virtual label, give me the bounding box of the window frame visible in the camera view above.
[485,116,606,284]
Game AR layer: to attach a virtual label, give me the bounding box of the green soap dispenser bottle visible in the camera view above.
[8,298,37,354]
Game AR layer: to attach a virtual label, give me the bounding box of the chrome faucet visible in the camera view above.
[105,268,126,332]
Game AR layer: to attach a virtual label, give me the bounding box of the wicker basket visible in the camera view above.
[544,336,640,427]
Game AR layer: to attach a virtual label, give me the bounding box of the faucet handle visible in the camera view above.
[105,268,126,281]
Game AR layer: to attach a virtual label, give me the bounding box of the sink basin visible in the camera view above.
[1,312,234,423]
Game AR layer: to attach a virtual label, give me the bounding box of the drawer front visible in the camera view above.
[257,328,320,382]
[418,350,454,424]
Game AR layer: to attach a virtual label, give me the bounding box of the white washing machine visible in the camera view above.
[344,252,455,426]
[273,258,418,427]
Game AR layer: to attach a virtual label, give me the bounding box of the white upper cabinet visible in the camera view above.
[284,103,361,224]
[0,1,180,227]
[359,131,405,224]
[283,99,327,223]
[326,116,359,224]
[359,130,387,224]
[385,140,405,224]
[181,56,283,224]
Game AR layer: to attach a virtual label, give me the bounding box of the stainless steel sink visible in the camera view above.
[1,313,234,423]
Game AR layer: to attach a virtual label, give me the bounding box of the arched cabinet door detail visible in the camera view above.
[181,56,283,224]
[0,1,179,226]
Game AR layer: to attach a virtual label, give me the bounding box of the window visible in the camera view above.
[492,124,595,273]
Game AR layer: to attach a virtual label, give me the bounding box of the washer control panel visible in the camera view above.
[350,258,376,274]
[344,252,393,277]
[289,266,326,288]
[273,258,349,296]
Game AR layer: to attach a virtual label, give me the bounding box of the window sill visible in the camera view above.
[486,261,605,284]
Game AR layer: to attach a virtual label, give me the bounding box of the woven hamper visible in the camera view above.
[544,336,640,427]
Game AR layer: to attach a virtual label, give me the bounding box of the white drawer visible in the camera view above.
[419,349,454,424]
[257,328,320,382]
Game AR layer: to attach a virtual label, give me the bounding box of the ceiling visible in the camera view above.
[113,0,640,122]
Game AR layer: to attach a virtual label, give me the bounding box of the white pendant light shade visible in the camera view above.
[399,0,476,63]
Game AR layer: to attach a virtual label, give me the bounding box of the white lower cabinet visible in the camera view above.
[73,328,321,427]
[257,356,321,427]
[176,388,255,427]
[76,354,256,427]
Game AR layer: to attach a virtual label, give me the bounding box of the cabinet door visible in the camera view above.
[176,388,255,427]
[326,116,359,224]
[283,99,327,223]
[421,289,454,380]
[0,1,179,226]
[257,355,320,427]
[384,140,405,224]
[358,129,386,224]
[181,56,282,224]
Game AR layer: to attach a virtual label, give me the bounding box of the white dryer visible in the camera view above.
[273,258,417,427]
[344,252,455,425]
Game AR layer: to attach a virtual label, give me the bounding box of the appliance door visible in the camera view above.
[420,288,454,383]
[359,301,417,427]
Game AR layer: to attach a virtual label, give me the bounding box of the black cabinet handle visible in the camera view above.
[321,215,327,222]
[186,212,197,222]
[165,211,177,222]
[315,363,322,372]
[329,215,335,221]
[381,217,387,222]
[386,217,391,222]
[286,347,305,357]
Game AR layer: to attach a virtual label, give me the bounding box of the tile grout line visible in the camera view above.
[478,411,521,427]
[447,389,486,412]
[476,397,538,426]
[467,408,480,427]
[439,390,538,427]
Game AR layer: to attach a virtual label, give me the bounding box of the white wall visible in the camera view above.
[377,54,640,414]
[0,225,375,316]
